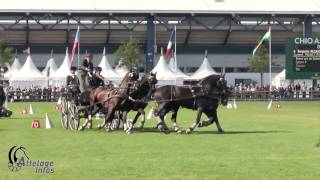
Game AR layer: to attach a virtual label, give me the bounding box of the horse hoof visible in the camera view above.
[218,130,224,133]
[186,128,193,134]
[78,126,84,131]
[176,130,182,134]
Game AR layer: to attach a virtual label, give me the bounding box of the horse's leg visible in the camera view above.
[171,107,182,134]
[132,108,145,128]
[186,107,203,134]
[79,112,89,131]
[200,110,224,133]
[154,102,169,130]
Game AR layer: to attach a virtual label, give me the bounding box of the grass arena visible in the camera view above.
[0,101,319,179]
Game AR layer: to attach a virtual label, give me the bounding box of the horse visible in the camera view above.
[116,72,158,131]
[153,74,231,134]
[82,71,139,131]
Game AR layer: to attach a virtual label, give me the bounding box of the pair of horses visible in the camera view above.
[79,71,157,133]
[153,74,231,134]
[79,71,231,134]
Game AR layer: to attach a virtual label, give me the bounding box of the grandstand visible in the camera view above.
[0,0,320,83]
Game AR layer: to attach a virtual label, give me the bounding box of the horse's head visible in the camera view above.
[217,74,231,106]
[128,69,139,82]
[145,72,158,85]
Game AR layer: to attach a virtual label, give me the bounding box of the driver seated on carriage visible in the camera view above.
[78,53,94,93]
[66,66,80,101]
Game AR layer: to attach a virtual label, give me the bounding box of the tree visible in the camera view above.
[0,38,13,66]
[114,36,142,70]
[248,45,269,87]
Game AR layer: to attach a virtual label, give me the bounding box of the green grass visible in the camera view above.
[0,101,320,180]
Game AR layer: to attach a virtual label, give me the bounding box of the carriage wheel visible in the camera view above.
[68,103,80,130]
[60,97,69,129]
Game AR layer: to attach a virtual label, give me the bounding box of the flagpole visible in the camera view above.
[77,26,80,68]
[269,26,272,99]
[174,25,177,85]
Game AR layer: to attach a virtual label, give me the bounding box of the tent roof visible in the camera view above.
[168,57,188,78]
[42,57,58,76]
[51,52,70,78]
[151,55,182,80]
[188,56,218,80]
[99,55,120,80]
[11,55,45,80]
[4,57,22,78]
[115,65,129,77]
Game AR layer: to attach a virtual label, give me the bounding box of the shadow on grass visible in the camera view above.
[194,130,291,135]
[132,127,290,135]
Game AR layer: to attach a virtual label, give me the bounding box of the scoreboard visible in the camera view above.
[286,37,320,79]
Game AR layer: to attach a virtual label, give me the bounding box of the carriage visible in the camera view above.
[60,91,92,130]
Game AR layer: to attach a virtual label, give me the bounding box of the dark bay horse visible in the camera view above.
[117,72,158,131]
[80,71,139,131]
[153,74,231,134]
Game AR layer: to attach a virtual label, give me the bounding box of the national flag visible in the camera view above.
[22,47,30,55]
[165,29,176,61]
[252,26,271,56]
[71,26,80,65]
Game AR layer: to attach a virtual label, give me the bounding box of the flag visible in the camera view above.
[252,26,271,56]
[22,47,30,55]
[165,29,176,61]
[71,26,80,65]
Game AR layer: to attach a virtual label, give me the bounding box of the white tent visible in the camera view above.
[50,48,71,83]
[4,57,22,78]
[42,57,58,77]
[98,47,120,81]
[151,54,184,84]
[10,55,46,87]
[168,56,188,78]
[188,54,218,80]
[272,69,290,88]
[115,62,129,77]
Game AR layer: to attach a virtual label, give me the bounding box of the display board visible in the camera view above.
[286,37,320,79]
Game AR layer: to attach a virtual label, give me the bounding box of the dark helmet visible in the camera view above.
[70,66,77,71]
[95,67,102,72]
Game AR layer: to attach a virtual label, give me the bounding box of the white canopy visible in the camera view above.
[188,56,218,80]
[99,48,120,81]
[272,69,290,88]
[10,55,47,88]
[168,56,188,79]
[4,57,22,78]
[42,57,58,76]
[115,64,129,77]
[151,55,183,81]
[10,55,45,80]
[50,48,71,79]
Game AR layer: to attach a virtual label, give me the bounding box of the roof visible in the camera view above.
[10,55,45,80]
[188,55,218,80]
[0,0,319,14]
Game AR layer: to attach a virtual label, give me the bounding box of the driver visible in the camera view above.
[66,66,80,95]
[78,53,94,92]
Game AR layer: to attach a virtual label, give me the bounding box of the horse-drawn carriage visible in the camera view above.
[60,91,91,130]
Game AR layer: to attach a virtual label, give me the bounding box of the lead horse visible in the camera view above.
[153,74,231,134]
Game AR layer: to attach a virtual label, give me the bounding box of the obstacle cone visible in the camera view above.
[275,102,281,109]
[29,103,35,114]
[233,99,238,109]
[146,107,154,120]
[267,99,273,109]
[45,112,54,129]
[57,96,62,105]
